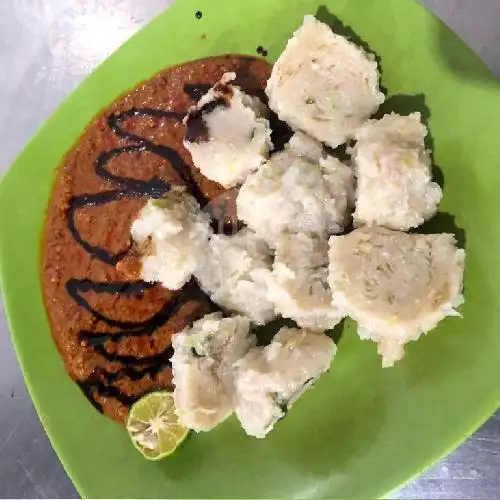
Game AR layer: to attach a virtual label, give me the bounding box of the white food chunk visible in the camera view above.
[287,130,324,162]
[328,227,465,367]
[195,228,276,324]
[171,313,255,432]
[266,233,344,331]
[234,327,336,438]
[237,133,354,248]
[266,15,384,148]
[131,188,211,290]
[183,72,273,188]
[352,113,442,231]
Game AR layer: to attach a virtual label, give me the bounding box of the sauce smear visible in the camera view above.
[42,56,273,423]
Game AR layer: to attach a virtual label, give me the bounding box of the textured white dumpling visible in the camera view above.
[234,327,336,438]
[328,227,465,367]
[287,130,325,162]
[267,233,344,331]
[195,228,276,324]
[171,313,255,432]
[352,113,442,231]
[131,188,211,290]
[266,15,384,148]
[237,134,354,248]
[183,72,273,188]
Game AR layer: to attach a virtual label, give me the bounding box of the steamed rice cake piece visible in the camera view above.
[237,133,354,248]
[195,228,276,325]
[131,188,212,290]
[183,72,273,188]
[266,232,344,331]
[287,131,325,162]
[171,313,255,432]
[328,227,465,367]
[352,112,442,231]
[266,15,384,148]
[234,327,336,438]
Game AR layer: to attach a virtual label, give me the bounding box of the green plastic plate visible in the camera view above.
[0,0,499,497]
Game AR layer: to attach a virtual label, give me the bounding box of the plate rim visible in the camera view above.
[0,0,499,498]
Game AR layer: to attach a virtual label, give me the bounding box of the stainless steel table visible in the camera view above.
[0,1,498,498]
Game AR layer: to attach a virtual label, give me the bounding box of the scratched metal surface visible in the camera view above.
[0,0,499,498]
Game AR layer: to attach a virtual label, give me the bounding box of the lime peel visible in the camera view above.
[126,391,189,460]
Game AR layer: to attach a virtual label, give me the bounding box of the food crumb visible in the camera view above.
[256,46,268,57]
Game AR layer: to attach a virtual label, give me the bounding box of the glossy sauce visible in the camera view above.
[67,100,216,412]
[42,56,274,423]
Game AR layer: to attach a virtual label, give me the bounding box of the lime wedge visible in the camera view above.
[126,391,189,460]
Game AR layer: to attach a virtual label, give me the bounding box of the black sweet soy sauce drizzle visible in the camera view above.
[184,83,211,101]
[185,97,228,143]
[67,85,216,412]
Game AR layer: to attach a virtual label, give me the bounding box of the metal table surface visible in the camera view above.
[0,1,499,498]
